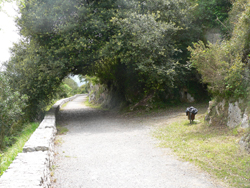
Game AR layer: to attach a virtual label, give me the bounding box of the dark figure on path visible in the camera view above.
[186,106,198,124]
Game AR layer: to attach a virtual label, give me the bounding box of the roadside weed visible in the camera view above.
[0,122,39,176]
[154,110,250,188]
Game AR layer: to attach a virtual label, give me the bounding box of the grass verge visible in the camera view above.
[0,122,39,176]
[83,99,104,110]
[60,102,69,109]
[153,109,250,188]
[56,126,69,135]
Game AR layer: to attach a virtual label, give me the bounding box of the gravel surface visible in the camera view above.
[52,95,224,188]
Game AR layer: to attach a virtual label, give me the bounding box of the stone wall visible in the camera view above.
[88,83,124,109]
[180,89,195,103]
[206,99,250,129]
[205,28,222,44]
[0,94,85,188]
[205,99,250,153]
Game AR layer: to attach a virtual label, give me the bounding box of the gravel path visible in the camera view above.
[52,95,224,188]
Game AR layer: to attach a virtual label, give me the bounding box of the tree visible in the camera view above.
[5,0,230,117]
[5,40,67,119]
[95,11,178,99]
[78,83,89,94]
[63,77,78,95]
[192,0,232,29]
[56,83,72,99]
[188,0,250,99]
[63,78,78,91]
[7,0,186,106]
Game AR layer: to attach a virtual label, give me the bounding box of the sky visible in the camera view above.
[0,2,20,66]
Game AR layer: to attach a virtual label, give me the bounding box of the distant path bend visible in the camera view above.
[52,95,224,188]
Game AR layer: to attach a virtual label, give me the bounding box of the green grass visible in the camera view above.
[83,99,104,110]
[48,99,69,111]
[56,126,69,135]
[54,137,63,146]
[61,102,69,109]
[154,112,250,188]
[0,122,39,176]
[122,102,209,118]
[45,99,58,111]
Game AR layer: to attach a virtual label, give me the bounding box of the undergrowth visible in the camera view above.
[154,109,250,188]
[83,100,104,110]
[0,122,39,176]
[56,126,69,135]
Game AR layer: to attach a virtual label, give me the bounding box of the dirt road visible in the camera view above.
[52,95,223,188]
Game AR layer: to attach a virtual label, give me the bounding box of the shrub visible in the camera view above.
[56,83,72,99]
[189,41,246,98]
[0,73,27,150]
[188,2,250,99]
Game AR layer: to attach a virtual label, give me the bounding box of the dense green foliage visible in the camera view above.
[2,0,233,121]
[62,77,79,95]
[63,78,78,91]
[78,84,88,94]
[189,0,250,99]
[2,1,250,185]
[193,0,232,28]
[92,0,208,102]
[54,77,80,98]
[0,0,238,160]
[0,73,27,150]
[56,83,72,99]
[5,39,72,118]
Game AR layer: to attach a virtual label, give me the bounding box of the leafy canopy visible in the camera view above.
[4,0,233,117]
[0,73,27,149]
[188,0,250,99]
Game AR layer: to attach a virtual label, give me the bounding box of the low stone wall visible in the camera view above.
[0,94,85,188]
[205,99,250,153]
[205,99,250,129]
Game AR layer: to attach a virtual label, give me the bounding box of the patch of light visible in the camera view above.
[70,75,86,87]
[0,2,20,66]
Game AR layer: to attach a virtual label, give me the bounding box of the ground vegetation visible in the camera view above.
[0,73,27,150]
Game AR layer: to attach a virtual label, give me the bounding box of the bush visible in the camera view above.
[62,77,79,95]
[188,41,246,98]
[0,73,27,150]
[56,83,72,99]
[78,84,89,94]
[188,1,250,99]
[193,0,232,29]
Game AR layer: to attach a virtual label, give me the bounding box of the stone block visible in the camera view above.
[227,102,242,128]
[38,118,56,130]
[241,109,250,129]
[241,114,249,128]
[205,100,214,122]
[215,99,225,116]
[187,93,195,103]
[44,112,56,119]
[23,128,55,153]
[45,107,58,119]
[239,134,250,153]
[205,28,222,44]
[0,152,51,188]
